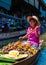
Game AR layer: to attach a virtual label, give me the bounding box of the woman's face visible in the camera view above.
[29,19,36,27]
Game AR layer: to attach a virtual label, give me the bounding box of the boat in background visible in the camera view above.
[0,13,28,40]
[0,29,27,40]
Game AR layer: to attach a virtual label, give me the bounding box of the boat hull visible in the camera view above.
[13,50,40,65]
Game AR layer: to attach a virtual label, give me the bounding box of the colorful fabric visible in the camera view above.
[27,26,40,46]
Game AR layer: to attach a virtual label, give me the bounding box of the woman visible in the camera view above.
[19,16,41,49]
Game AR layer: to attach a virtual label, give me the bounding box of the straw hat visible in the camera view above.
[27,16,38,22]
[32,16,39,22]
[27,16,40,26]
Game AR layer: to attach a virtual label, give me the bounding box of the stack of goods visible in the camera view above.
[0,41,37,60]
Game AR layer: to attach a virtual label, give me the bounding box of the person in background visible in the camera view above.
[19,16,41,49]
[3,23,10,33]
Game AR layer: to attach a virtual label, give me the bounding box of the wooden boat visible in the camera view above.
[12,50,40,65]
[0,50,40,65]
[0,30,26,40]
[0,40,43,65]
[12,40,44,65]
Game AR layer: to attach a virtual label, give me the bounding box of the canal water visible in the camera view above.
[37,48,46,65]
[0,37,46,65]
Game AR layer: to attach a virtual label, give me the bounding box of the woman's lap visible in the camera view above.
[22,40,38,49]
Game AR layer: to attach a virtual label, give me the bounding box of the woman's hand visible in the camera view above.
[19,37,23,40]
[35,25,40,32]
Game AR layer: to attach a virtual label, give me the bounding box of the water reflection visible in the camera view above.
[37,48,46,65]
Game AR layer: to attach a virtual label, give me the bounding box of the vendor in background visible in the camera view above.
[20,20,26,28]
[3,23,10,33]
[19,16,41,49]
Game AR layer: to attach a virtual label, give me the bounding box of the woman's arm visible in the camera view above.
[19,27,32,40]
[35,26,40,37]
[35,31,39,37]
[22,34,28,39]
[19,34,28,40]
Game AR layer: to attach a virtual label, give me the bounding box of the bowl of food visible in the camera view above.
[9,50,19,56]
